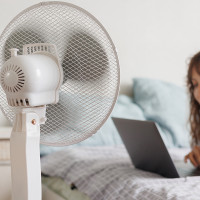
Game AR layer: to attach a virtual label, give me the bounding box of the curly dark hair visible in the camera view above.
[187,51,200,146]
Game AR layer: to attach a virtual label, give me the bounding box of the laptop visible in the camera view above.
[112,117,200,178]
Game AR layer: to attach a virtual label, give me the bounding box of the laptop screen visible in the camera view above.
[112,117,179,178]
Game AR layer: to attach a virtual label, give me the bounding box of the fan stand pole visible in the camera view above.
[10,106,46,200]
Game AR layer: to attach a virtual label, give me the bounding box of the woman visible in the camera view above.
[185,52,200,167]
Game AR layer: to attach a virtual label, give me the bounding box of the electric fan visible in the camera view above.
[0,2,120,200]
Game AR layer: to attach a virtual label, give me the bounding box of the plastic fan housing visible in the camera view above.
[1,47,62,107]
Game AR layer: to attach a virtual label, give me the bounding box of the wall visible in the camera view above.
[0,0,200,125]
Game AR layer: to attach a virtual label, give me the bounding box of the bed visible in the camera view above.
[40,78,197,200]
[41,146,200,200]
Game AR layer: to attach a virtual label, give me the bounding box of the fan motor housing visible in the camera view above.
[0,53,62,107]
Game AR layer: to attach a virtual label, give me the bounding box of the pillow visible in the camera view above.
[112,95,146,120]
[40,95,146,156]
[133,78,190,147]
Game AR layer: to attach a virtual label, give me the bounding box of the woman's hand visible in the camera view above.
[184,145,200,167]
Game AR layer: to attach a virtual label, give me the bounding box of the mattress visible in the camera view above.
[42,175,90,200]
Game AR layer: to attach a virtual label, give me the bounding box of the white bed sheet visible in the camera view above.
[41,146,200,200]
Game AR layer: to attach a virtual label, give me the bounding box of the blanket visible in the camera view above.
[41,146,200,200]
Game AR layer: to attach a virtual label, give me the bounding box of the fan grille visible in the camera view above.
[0,2,120,146]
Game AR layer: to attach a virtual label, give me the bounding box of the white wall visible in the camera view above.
[0,0,200,125]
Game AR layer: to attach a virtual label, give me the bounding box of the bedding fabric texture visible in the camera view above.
[41,146,200,200]
[133,78,190,148]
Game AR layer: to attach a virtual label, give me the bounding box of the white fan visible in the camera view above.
[0,2,120,200]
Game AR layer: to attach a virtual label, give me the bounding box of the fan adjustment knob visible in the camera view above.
[10,48,19,57]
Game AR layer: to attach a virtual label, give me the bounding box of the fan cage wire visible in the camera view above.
[0,1,120,146]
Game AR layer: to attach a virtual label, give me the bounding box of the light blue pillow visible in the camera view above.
[40,95,146,156]
[133,78,190,147]
[112,95,146,120]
